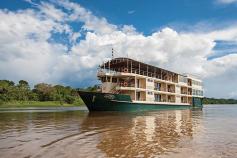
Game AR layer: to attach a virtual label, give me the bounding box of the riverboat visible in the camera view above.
[79,56,204,112]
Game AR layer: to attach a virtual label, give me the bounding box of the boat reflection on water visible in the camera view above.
[0,109,203,158]
[81,109,203,157]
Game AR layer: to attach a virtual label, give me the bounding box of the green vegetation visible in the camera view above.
[0,101,79,108]
[0,80,98,107]
[203,97,237,104]
[1,79,237,107]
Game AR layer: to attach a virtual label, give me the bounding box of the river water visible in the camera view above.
[0,105,237,158]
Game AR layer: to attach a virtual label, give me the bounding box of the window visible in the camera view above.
[154,94,161,101]
[101,77,106,82]
[155,83,161,91]
[192,89,203,96]
[192,80,202,86]
[147,79,153,82]
[179,76,187,83]
[112,78,117,83]
[137,79,140,88]
[147,91,153,95]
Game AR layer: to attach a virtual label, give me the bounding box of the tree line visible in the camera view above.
[203,97,237,104]
[0,80,98,105]
[1,79,237,105]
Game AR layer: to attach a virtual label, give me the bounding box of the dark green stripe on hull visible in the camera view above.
[78,91,202,112]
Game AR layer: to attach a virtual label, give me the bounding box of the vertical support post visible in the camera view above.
[131,60,132,73]
[166,82,167,92]
[161,70,162,79]
[135,76,136,101]
[139,63,140,74]
[109,60,110,73]
[147,65,148,76]
[154,68,156,78]
[127,58,128,70]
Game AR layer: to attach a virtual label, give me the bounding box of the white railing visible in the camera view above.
[97,69,121,76]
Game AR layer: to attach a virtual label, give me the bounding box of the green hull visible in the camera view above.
[78,91,202,112]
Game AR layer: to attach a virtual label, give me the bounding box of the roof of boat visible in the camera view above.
[101,57,186,76]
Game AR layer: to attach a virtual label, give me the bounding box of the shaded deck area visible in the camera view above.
[101,58,180,83]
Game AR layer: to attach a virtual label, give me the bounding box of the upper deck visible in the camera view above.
[99,58,202,84]
[100,57,181,83]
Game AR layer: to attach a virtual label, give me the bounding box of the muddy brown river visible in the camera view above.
[0,105,237,158]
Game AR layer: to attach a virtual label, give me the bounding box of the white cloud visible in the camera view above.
[217,0,237,4]
[204,54,237,77]
[0,0,237,98]
[38,2,67,21]
[229,91,237,98]
[0,6,69,84]
[23,0,38,6]
[56,0,117,34]
[203,26,237,41]
[128,10,135,14]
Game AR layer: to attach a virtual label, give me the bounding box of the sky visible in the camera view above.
[0,0,237,99]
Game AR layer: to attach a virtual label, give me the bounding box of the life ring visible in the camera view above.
[123,68,128,73]
[124,82,128,87]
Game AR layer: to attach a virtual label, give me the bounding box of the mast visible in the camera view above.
[112,48,114,59]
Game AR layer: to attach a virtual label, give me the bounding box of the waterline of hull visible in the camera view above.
[78,91,202,112]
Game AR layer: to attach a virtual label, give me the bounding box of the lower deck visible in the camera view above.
[78,91,203,112]
[119,90,193,105]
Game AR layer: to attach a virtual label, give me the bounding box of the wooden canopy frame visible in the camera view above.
[100,58,180,82]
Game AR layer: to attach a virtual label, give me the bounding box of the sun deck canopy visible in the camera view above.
[100,57,180,80]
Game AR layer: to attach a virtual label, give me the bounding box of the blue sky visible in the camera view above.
[76,0,237,33]
[0,0,237,98]
[1,0,237,34]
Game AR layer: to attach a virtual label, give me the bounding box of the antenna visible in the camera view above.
[112,48,114,59]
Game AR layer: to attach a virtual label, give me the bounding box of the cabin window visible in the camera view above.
[192,80,202,86]
[147,79,153,82]
[192,89,203,96]
[101,77,106,82]
[112,78,117,83]
[136,79,140,88]
[147,91,153,95]
[179,76,187,83]
[154,94,161,102]
[154,83,161,91]
[136,92,141,101]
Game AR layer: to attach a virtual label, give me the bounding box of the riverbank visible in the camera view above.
[1,102,236,108]
[0,101,85,108]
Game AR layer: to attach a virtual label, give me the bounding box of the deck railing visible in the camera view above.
[98,68,178,83]
[118,82,135,87]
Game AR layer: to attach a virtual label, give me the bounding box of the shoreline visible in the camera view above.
[1,103,236,109]
[0,106,88,112]
[0,101,85,108]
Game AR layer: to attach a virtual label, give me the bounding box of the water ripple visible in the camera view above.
[0,105,237,158]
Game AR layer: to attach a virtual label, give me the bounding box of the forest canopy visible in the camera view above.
[0,80,98,105]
